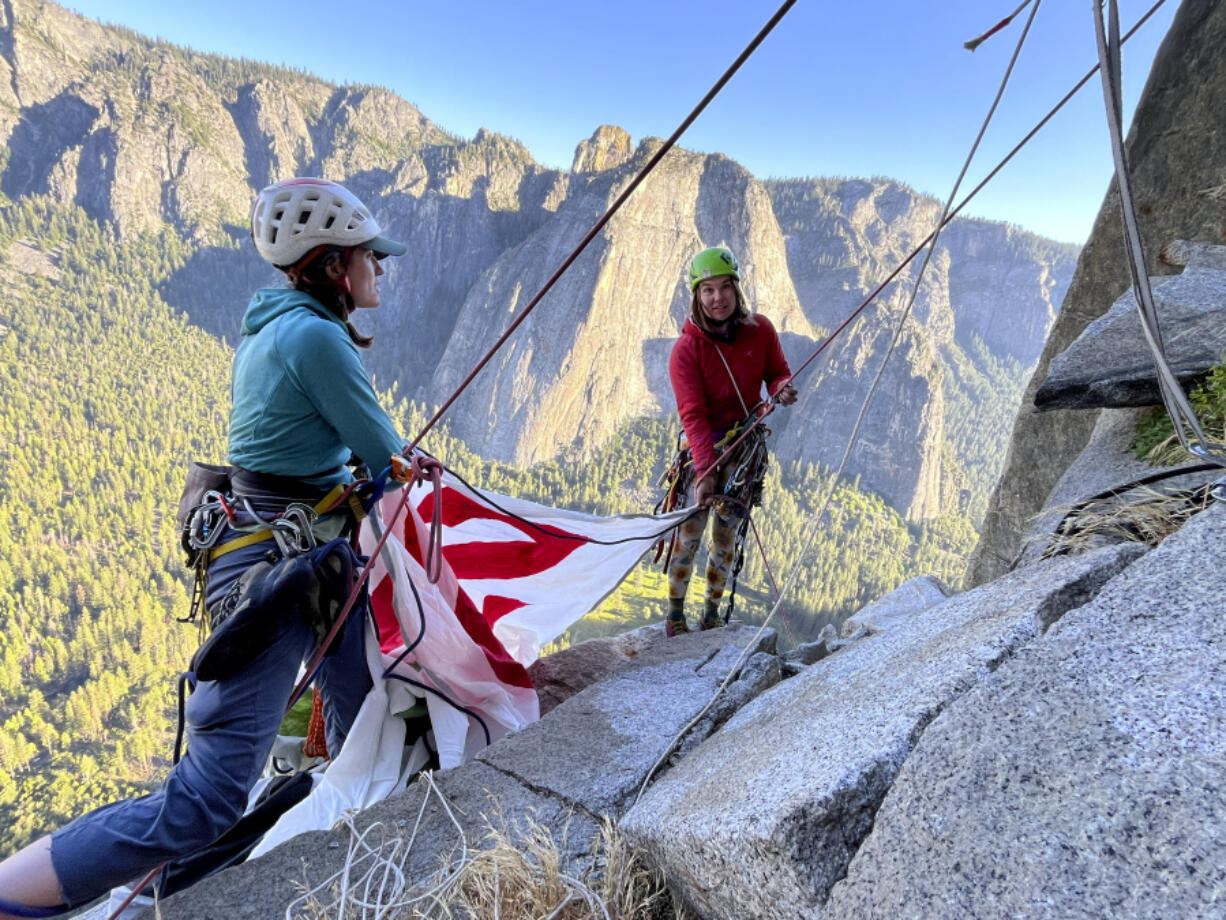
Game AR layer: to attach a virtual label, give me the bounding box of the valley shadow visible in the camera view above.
[159,236,280,344]
[2,92,100,200]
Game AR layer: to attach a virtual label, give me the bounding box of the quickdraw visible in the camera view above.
[651,433,693,567]
[717,423,769,512]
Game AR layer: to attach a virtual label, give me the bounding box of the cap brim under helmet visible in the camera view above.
[361,234,407,259]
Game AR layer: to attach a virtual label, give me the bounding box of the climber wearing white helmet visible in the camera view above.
[0,178,412,916]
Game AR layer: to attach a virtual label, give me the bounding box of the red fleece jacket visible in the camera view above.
[668,316,792,476]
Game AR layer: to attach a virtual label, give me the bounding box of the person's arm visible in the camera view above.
[669,336,719,500]
[760,317,798,405]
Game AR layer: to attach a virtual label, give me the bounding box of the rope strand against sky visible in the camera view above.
[405,0,799,456]
[965,0,1036,51]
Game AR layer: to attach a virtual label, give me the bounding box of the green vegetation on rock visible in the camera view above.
[1132,361,1226,464]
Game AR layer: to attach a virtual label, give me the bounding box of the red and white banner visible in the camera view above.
[365,468,689,764]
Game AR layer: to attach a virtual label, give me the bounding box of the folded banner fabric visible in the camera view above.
[368,468,691,763]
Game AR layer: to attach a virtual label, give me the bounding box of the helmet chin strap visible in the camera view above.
[339,245,354,295]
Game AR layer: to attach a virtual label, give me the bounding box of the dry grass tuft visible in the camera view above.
[434,814,678,920]
[286,773,685,920]
[1138,433,1210,468]
[1039,484,1216,559]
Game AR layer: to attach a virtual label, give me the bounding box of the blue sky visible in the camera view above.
[64,0,1176,245]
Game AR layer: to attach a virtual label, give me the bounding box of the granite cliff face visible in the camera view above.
[767,178,1075,519]
[0,0,1077,522]
[426,143,816,464]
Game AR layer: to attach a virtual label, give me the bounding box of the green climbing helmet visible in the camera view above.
[688,246,740,291]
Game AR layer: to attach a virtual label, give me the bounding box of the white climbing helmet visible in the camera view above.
[250,178,406,268]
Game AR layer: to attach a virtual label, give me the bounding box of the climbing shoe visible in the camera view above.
[700,600,723,631]
[665,612,690,638]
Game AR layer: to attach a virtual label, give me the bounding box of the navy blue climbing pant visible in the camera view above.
[48,537,371,906]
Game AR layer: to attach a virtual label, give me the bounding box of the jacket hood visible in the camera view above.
[240,288,345,336]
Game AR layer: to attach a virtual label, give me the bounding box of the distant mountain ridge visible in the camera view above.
[0,0,1078,522]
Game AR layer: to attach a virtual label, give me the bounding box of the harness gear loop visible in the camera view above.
[179,480,366,632]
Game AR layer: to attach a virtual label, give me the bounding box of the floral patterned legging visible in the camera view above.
[667,465,744,608]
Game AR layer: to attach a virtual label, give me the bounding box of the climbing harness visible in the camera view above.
[171,466,374,765]
[179,469,367,630]
[718,421,770,513]
[653,421,765,526]
[656,416,771,622]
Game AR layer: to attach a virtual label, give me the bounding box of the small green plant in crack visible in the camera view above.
[1132,361,1226,465]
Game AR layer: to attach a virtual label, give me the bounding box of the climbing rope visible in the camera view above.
[1091,0,1226,471]
[283,772,471,919]
[636,0,1043,805]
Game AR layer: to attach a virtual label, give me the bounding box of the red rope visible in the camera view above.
[106,865,161,919]
[964,0,1033,52]
[745,511,795,646]
[707,492,796,645]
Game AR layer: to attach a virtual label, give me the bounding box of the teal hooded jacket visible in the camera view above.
[228,289,404,488]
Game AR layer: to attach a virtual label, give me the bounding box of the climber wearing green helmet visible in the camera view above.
[664,246,797,636]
